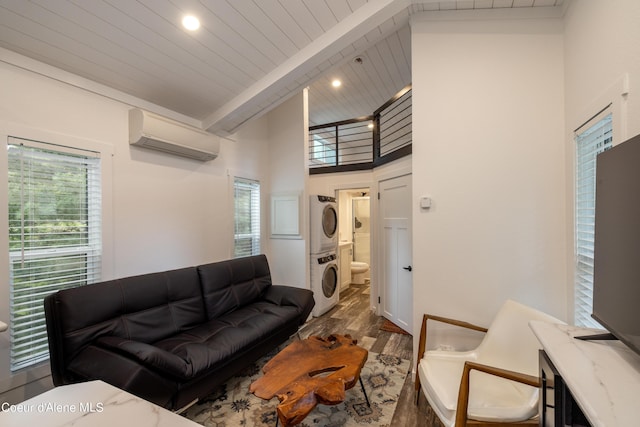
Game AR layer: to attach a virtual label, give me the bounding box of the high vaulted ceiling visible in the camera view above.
[0,0,565,136]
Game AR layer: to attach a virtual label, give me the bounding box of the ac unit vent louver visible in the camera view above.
[128,108,219,161]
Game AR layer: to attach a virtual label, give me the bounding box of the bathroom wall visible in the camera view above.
[337,190,354,244]
[352,196,370,265]
[336,189,371,285]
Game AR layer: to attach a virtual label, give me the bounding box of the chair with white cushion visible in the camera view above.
[415,299,563,427]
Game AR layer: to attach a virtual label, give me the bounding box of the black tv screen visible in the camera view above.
[592,132,640,355]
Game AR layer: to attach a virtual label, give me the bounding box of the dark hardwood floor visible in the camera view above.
[298,282,440,427]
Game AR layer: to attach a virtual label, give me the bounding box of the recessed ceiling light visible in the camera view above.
[332,79,341,88]
[182,15,200,31]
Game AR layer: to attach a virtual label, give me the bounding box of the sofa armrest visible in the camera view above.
[96,336,193,380]
[263,285,315,322]
[44,293,67,385]
[67,344,178,408]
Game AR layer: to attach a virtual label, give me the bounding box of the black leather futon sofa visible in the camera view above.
[44,254,315,410]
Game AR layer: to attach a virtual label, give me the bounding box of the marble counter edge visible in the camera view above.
[530,320,640,427]
[0,380,200,427]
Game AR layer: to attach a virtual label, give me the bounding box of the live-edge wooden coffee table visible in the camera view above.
[249,334,370,427]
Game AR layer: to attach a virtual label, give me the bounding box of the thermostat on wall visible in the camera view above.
[420,196,432,209]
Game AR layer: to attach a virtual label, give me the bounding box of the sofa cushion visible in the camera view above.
[152,301,300,378]
[198,255,272,319]
[55,267,205,360]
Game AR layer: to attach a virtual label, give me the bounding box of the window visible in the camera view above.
[574,112,612,328]
[310,133,337,166]
[8,137,102,371]
[234,177,260,257]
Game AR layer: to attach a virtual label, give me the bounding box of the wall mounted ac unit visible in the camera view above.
[129,108,219,161]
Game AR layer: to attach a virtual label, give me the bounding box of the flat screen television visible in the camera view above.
[588,132,640,356]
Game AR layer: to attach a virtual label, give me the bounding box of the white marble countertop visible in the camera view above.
[0,380,200,427]
[530,321,640,427]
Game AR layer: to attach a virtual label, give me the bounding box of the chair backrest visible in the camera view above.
[475,299,563,376]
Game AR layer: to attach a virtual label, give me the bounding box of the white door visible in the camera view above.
[379,174,412,332]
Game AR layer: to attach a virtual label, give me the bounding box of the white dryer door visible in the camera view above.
[322,204,337,238]
[321,264,338,298]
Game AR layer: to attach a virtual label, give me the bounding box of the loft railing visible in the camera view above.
[309,85,411,174]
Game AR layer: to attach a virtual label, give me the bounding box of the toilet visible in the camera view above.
[350,261,370,285]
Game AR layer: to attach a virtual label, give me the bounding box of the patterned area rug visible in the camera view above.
[183,346,410,427]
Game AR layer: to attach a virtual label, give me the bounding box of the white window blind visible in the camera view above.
[574,113,612,328]
[234,177,260,258]
[8,137,102,371]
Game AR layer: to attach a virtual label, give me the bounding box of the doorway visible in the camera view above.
[337,188,371,295]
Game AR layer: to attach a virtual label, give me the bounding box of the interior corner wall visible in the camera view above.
[563,0,640,322]
[410,12,567,350]
[266,91,309,290]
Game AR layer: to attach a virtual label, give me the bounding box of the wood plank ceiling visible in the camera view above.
[0,0,565,135]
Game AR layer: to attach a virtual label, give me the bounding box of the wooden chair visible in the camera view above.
[414,300,563,427]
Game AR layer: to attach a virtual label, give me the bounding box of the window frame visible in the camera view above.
[0,123,113,386]
[574,108,613,328]
[569,74,629,327]
[7,138,103,371]
[233,176,261,258]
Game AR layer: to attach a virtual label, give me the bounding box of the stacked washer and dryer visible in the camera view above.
[309,195,339,317]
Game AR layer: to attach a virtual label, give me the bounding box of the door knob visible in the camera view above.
[403,266,412,272]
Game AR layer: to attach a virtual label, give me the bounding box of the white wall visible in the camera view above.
[563,0,640,321]
[411,10,567,352]
[266,91,309,289]
[116,116,271,277]
[0,59,270,403]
